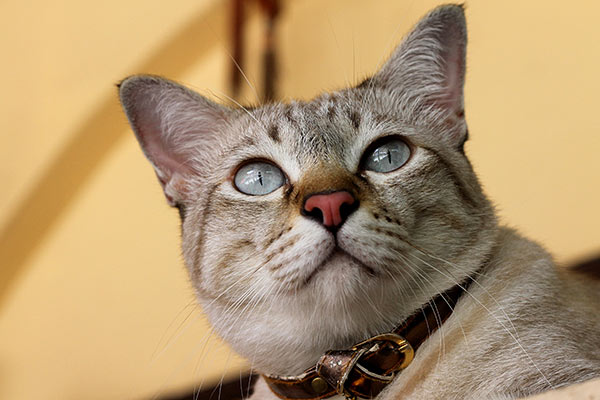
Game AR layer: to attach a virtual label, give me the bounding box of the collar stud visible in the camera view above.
[311,377,328,394]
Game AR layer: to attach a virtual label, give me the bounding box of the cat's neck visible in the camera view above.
[204,229,501,377]
[262,280,470,400]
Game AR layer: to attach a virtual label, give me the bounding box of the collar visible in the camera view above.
[262,282,467,399]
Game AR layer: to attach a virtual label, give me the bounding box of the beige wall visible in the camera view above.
[0,1,598,399]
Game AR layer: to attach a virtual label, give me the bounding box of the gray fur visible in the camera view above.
[119,4,600,399]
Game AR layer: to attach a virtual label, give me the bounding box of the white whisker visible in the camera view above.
[403,250,553,388]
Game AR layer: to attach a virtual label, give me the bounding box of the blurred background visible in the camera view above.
[1,0,599,399]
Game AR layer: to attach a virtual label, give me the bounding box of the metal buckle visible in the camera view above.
[352,333,414,370]
[334,348,366,396]
[338,333,415,398]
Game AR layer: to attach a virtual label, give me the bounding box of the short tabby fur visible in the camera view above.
[119,5,600,399]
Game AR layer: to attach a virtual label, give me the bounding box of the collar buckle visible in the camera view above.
[317,333,415,399]
[262,279,470,400]
[351,333,414,370]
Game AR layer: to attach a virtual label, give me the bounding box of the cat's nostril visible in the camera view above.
[302,191,358,230]
[339,200,359,224]
[303,207,324,225]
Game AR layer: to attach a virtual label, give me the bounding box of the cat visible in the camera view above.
[118,4,600,400]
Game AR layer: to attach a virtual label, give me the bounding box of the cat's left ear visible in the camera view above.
[372,5,467,144]
[119,75,232,207]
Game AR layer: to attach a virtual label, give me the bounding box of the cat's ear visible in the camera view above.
[373,5,467,139]
[119,75,231,206]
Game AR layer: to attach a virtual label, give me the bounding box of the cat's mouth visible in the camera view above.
[302,247,376,287]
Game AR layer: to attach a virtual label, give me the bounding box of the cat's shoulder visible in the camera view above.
[491,227,554,277]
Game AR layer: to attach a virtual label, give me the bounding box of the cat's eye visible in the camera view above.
[363,138,411,173]
[234,161,285,195]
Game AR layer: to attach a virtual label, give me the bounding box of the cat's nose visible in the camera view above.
[302,191,358,231]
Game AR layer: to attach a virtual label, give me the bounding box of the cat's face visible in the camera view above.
[119,5,498,375]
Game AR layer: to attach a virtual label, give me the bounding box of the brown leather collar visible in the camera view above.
[262,282,467,399]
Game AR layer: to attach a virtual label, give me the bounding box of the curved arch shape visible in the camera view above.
[0,1,228,303]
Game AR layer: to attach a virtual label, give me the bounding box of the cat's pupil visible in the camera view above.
[234,161,285,196]
[363,138,410,173]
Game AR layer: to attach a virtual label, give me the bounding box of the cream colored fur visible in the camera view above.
[248,227,600,399]
[119,4,600,399]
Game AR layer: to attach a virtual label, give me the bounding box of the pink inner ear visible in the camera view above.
[145,136,194,180]
[131,93,198,182]
[439,43,465,113]
[121,75,233,206]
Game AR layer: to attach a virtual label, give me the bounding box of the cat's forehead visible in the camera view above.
[234,88,408,165]
[261,91,365,149]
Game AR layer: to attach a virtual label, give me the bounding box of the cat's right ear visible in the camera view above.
[369,5,468,147]
[118,75,231,207]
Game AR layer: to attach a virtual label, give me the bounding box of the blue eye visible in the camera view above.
[234,162,285,195]
[363,139,410,173]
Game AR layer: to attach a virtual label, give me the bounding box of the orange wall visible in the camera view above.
[1,1,598,399]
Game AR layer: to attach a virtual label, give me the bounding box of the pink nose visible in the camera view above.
[303,191,356,228]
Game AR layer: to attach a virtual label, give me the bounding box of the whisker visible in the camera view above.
[395,256,447,365]
[324,16,350,87]
[199,16,261,104]
[397,252,469,347]
[151,298,200,362]
[403,250,553,388]
[202,263,264,309]
[407,244,521,340]
[150,324,216,400]
[227,51,261,104]
[211,89,266,130]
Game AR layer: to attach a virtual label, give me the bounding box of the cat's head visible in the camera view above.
[119,4,498,375]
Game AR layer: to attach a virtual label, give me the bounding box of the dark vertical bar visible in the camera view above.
[263,17,277,101]
[231,0,245,99]
[258,0,280,102]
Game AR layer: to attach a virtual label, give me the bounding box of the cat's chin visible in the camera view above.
[290,247,396,317]
[302,248,376,289]
[203,249,408,375]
